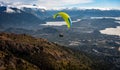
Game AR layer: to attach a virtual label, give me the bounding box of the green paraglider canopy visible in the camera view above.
[53,12,72,29]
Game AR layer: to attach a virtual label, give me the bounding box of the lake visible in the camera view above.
[100,26,120,36]
[40,19,81,26]
[99,17,120,36]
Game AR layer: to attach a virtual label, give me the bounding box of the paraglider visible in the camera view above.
[53,12,72,29]
[53,12,72,37]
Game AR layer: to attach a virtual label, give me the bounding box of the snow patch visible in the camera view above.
[5,7,15,13]
[118,47,120,51]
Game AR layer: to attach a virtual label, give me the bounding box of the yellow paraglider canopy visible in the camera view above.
[53,12,72,29]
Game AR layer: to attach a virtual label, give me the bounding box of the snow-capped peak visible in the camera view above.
[0,1,46,10]
[0,1,46,13]
[9,3,46,10]
[49,7,120,11]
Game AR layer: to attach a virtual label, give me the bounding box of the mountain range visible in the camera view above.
[0,2,120,30]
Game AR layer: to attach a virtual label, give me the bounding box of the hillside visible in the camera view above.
[0,32,93,70]
[0,32,115,70]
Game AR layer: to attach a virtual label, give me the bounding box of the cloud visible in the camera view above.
[0,0,93,9]
[37,0,93,8]
[0,0,37,5]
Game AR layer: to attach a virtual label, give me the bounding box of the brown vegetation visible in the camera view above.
[0,32,107,70]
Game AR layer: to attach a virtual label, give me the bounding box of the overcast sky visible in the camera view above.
[0,0,120,9]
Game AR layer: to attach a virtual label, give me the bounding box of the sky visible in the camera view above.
[0,0,120,9]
